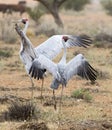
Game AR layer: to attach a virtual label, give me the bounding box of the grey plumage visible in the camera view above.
[30,53,97,90]
[29,36,97,109]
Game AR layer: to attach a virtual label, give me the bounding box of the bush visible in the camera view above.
[3,101,40,121]
[0,48,13,58]
[71,88,92,102]
[26,5,45,24]
[37,3,49,14]
[101,0,112,15]
[62,0,90,11]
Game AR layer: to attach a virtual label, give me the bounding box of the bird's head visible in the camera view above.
[19,18,28,24]
[62,36,69,42]
[12,18,28,24]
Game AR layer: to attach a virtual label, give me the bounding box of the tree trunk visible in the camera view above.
[51,9,63,28]
[34,0,67,28]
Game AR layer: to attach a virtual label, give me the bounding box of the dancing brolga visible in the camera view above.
[15,18,95,100]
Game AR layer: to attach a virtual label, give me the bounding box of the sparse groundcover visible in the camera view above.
[35,22,62,37]
[69,120,112,130]
[94,33,112,48]
[71,88,93,102]
[0,17,17,43]
[17,122,49,130]
[97,69,110,80]
[2,101,40,121]
[0,49,13,58]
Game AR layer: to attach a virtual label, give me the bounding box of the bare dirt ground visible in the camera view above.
[0,1,112,130]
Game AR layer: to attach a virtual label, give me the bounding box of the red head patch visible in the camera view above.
[22,18,28,24]
[62,36,69,42]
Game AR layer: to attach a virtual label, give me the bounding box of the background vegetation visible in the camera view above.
[101,0,112,15]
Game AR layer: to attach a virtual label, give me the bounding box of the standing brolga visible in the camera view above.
[29,36,97,110]
[15,18,93,99]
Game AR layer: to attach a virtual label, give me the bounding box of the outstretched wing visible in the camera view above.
[29,54,60,80]
[64,54,97,82]
[35,35,92,60]
[66,35,92,48]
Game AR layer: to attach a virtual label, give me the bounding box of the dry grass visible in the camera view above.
[0,1,112,130]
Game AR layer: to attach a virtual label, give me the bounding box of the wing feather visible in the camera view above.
[35,35,92,60]
[66,35,92,48]
[29,54,60,80]
[64,54,97,82]
[35,35,63,60]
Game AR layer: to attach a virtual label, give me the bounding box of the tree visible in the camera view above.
[34,0,67,28]
[26,5,45,25]
[101,0,112,15]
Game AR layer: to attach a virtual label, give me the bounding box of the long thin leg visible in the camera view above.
[59,86,64,113]
[29,76,34,99]
[53,89,57,110]
[58,86,64,127]
[40,78,44,104]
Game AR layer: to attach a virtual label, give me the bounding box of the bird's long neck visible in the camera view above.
[60,40,66,64]
[23,21,29,34]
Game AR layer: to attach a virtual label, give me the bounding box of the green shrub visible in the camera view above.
[71,89,84,99]
[71,88,92,102]
[0,49,13,58]
[26,5,45,24]
[62,0,90,11]
[83,91,93,102]
[37,3,49,14]
[101,0,112,15]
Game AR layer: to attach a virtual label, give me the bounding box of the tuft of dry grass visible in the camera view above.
[2,101,40,121]
[0,16,18,43]
[35,18,64,36]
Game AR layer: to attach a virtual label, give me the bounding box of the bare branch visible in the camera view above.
[34,0,64,27]
[34,0,52,12]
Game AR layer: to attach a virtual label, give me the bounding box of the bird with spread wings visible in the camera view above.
[29,36,97,109]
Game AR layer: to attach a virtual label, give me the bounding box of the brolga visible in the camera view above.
[14,18,93,100]
[29,36,97,110]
